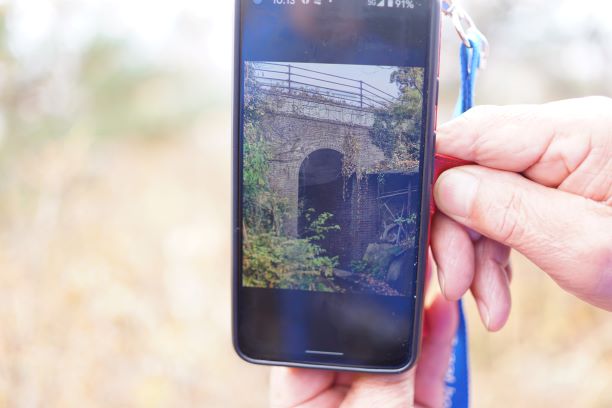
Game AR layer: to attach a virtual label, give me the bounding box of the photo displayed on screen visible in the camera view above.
[242,61,424,296]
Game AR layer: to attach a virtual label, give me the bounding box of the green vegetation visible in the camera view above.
[369,67,424,169]
[242,136,342,291]
[243,213,341,292]
[242,69,341,291]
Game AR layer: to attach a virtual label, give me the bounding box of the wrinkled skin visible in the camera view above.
[433,97,612,331]
[269,97,612,408]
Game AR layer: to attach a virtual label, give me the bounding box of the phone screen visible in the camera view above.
[234,0,439,371]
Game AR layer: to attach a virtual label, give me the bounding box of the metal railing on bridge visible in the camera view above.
[248,62,398,111]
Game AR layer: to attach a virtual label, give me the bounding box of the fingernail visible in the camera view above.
[477,300,491,329]
[435,169,479,219]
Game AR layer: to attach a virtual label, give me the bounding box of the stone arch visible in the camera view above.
[262,114,386,238]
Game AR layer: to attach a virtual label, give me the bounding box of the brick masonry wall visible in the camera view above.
[263,113,384,267]
[348,176,381,264]
[261,112,386,243]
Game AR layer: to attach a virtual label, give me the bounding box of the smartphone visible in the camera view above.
[233,0,440,373]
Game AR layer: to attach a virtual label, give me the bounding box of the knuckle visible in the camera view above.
[562,209,612,303]
[459,105,502,156]
[487,188,527,246]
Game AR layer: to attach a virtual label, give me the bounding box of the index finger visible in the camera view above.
[270,367,341,407]
[436,97,609,188]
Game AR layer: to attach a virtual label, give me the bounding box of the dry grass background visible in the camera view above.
[0,112,270,407]
[0,0,611,407]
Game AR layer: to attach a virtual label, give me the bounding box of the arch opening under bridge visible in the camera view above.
[298,149,353,266]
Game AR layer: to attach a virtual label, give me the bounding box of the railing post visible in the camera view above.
[360,80,363,108]
[288,64,292,92]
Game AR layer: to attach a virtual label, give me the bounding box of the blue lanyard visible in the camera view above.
[444,34,484,408]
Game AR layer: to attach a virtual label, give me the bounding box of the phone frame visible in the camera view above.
[232,0,441,374]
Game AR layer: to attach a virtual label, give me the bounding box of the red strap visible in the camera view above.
[430,153,473,216]
[427,154,473,250]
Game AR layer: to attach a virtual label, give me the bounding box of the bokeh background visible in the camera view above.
[0,0,610,406]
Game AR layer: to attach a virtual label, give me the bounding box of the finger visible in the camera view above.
[270,367,341,408]
[432,211,512,331]
[341,370,416,408]
[431,212,475,301]
[424,249,434,297]
[414,295,459,408]
[425,249,446,311]
[505,263,513,284]
[471,238,512,332]
[435,165,612,310]
[436,97,612,188]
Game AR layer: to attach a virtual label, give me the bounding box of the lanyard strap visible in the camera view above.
[455,37,483,116]
[444,34,484,408]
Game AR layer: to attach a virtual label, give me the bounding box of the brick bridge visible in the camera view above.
[251,62,419,267]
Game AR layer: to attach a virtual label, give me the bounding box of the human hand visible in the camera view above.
[269,294,458,408]
[432,96,612,332]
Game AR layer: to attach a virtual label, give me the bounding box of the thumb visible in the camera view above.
[434,166,612,311]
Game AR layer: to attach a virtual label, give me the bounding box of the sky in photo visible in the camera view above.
[285,62,406,99]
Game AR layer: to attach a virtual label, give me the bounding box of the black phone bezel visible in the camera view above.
[232,0,441,374]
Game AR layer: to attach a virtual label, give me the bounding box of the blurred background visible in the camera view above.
[0,0,610,406]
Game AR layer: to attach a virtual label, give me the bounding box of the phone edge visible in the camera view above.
[407,0,442,374]
[231,0,442,375]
